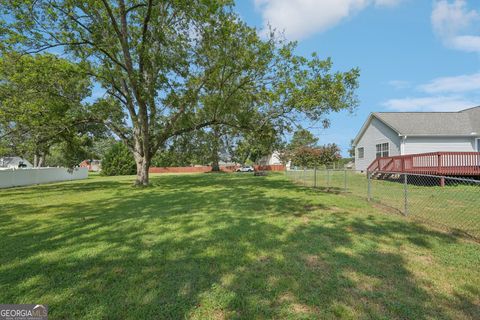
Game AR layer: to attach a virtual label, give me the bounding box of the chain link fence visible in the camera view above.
[286,169,480,240]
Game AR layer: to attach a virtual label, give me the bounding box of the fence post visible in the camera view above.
[403,173,408,216]
[327,169,330,189]
[314,167,317,188]
[367,171,371,201]
[303,167,306,186]
[344,169,347,192]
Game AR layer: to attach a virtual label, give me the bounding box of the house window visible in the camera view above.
[476,138,480,152]
[376,143,389,158]
[357,147,364,159]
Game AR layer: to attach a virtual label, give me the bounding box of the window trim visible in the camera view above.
[357,147,364,159]
[375,142,389,158]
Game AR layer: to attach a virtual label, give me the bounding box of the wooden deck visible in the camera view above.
[367,152,480,176]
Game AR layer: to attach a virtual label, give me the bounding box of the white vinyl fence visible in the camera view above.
[0,167,88,188]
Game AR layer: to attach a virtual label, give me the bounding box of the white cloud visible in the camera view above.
[383,96,475,112]
[419,72,480,93]
[449,35,480,52]
[254,0,404,40]
[431,0,480,52]
[384,72,480,111]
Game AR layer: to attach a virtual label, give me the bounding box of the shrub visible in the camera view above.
[101,143,136,176]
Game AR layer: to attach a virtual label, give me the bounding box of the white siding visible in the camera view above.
[355,117,401,171]
[258,151,283,165]
[403,136,477,154]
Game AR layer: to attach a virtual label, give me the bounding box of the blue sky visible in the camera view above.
[234,0,480,156]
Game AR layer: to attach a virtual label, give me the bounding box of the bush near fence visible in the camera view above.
[149,165,285,174]
[286,169,480,240]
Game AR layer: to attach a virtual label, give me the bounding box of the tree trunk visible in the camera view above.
[134,154,150,186]
[211,157,220,172]
[33,151,45,167]
[132,117,151,186]
[211,125,221,172]
[33,154,38,168]
[38,154,44,167]
[211,141,220,171]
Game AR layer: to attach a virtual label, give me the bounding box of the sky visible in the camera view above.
[234,0,480,156]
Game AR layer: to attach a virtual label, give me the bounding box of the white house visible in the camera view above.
[258,151,283,166]
[353,106,480,172]
[0,156,33,170]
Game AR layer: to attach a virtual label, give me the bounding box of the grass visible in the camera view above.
[290,170,480,238]
[1,173,479,319]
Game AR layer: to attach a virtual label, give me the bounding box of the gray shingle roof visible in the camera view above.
[373,106,480,136]
[0,156,33,168]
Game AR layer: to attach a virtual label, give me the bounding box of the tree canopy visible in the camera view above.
[0,53,99,167]
[290,144,341,168]
[289,129,319,150]
[279,128,342,168]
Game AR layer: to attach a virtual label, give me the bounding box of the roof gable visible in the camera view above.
[354,106,480,145]
[353,114,400,146]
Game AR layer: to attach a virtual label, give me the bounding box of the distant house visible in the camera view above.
[0,156,33,169]
[79,159,102,172]
[344,160,355,169]
[258,151,283,166]
[353,106,480,172]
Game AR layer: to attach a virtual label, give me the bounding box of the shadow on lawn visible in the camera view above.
[0,174,477,319]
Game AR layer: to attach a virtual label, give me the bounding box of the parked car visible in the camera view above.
[236,165,254,172]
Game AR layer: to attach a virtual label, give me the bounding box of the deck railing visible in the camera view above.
[367,152,480,176]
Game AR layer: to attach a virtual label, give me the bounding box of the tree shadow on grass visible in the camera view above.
[0,174,477,319]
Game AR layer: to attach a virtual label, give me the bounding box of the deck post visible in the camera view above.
[403,173,408,216]
[437,153,442,176]
[440,176,445,187]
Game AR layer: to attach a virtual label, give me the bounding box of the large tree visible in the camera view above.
[0,0,359,185]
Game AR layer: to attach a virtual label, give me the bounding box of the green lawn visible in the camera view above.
[1,173,479,319]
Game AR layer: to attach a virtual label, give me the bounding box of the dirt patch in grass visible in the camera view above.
[345,270,380,292]
[301,216,310,224]
[211,309,228,320]
[277,292,295,303]
[257,255,271,264]
[276,293,319,315]
[413,254,435,265]
[291,302,318,315]
[302,254,329,271]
